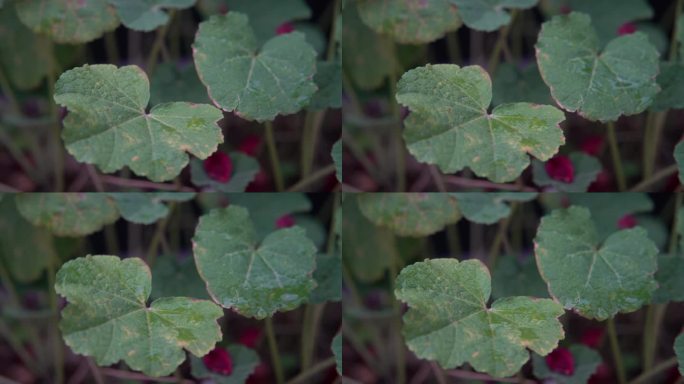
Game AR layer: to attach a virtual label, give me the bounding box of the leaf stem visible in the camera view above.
[300,110,326,178]
[0,320,41,375]
[487,10,519,75]
[388,58,406,192]
[265,317,285,384]
[300,305,326,373]
[629,356,678,384]
[446,31,462,64]
[642,304,668,371]
[286,357,335,384]
[47,41,64,192]
[643,111,668,180]
[47,255,64,384]
[670,192,683,254]
[287,164,335,192]
[86,357,105,384]
[264,121,285,191]
[103,31,120,64]
[629,164,678,191]
[145,10,175,75]
[606,121,626,191]
[488,203,518,268]
[145,203,175,266]
[607,317,627,384]
[389,247,406,384]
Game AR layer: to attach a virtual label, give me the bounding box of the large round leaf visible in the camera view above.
[357,193,461,236]
[356,0,461,44]
[395,258,564,378]
[192,206,317,319]
[15,193,119,237]
[534,206,658,320]
[449,0,537,32]
[535,12,660,122]
[108,0,195,31]
[15,0,119,43]
[54,64,224,182]
[56,255,223,377]
[397,64,565,182]
[192,13,317,122]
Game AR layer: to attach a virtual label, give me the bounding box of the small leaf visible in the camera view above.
[331,140,342,182]
[449,0,537,32]
[653,254,684,303]
[356,0,461,43]
[16,193,119,237]
[55,64,224,182]
[309,61,342,110]
[452,192,536,224]
[492,63,553,106]
[536,12,660,122]
[532,344,601,384]
[310,252,341,304]
[15,0,119,43]
[0,5,50,90]
[151,256,210,300]
[357,193,461,236]
[532,152,601,192]
[56,255,223,377]
[193,13,317,122]
[108,0,195,31]
[109,193,194,225]
[192,206,317,318]
[0,197,54,283]
[395,258,564,378]
[190,152,260,192]
[491,255,548,300]
[676,334,684,376]
[397,64,565,182]
[651,63,684,111]
[534,206,658,320]
[150,62,211,105]
[190,344,260,384]
[332,331,342,375]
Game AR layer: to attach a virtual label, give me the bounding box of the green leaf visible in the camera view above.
[0,5,50,90]
[532,153,601,192]
[534,206,658,320]
[192,206,317,318]
[0,197,54,283]
[676,142,684,184]
[342,4,397,90]
[190,344,260,384]
[332,139,342,182]
[309,61,342,110]
[16,193,119,237]
[56,255,223,377]
[677,334,684,376]
[491,256,548,300]
[532,344,601,384]
[227,193,312,240]
[449,0,537,32]
[15,0,119,43]
[356,0,461,43]
[108,0,195,31]
[357,193,461,236]
[222,0,311,44]
[193,13,317,122]
[190,152,260,192]
[150,62,211,105]
[651,63,684,111]
[332,331,342,375]
[151,256,210,300]
[395,258,564,378]
[452,192,536,224]
[54,64,224,182]
[492,63,553,107]
[109,193,194,225]
[342,196,395,283]
[536,12,660,122]
[568,193,653,241]
[653,254,684,303]
[397,64,565,182]
[310,252,341,304]
[568,0,653,45]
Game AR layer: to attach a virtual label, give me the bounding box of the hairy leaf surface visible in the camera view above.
[395,259,564,378]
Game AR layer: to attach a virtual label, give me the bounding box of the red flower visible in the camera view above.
[545,347,575,376]
[545,155,575,183]
[580,135,604,156]
[617,214,638,229]
[276,214,296,228]
[276,22,295,35]
[588,170,612,192]
[617,22,637,35]
[246,169,270,192]
[238,327,262,349]
[204,152,233,183]
[580,327,604,349]
[202,347,233,375]
[238,135,262,157]
[560,5,572,14]
[588,363,612,384]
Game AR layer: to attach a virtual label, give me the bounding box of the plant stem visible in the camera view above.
[47,255,64,384]
[443,175,537,191]
[629,356,678,384]
[488,203,517,268]
[388,247,406,384]
[86,358,105,384]
[300,110,326,178]
[446,31,462,64]
[145,10,175,74]
[606,121,626,191]
[431,362,448,384]
[0,66,19,113]
[487,10,519,75]
[607,318,627,384]
[670,0,684,62]
[265,317,285,384]
[286,357,335,384]
[287,164,335,191]
[99,174,194,191]
[0,260,20,307]
[264,121,284,191]
[387,57,406,192]
[145,204,175,266]
[446,368,536,383]
[300,305,325,372]
[630,164,678,191]
[103,32,120,64]
[0,320,40,374]
[46,41,64,192]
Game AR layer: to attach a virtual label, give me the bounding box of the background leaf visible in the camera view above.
[449,0,537,32]
[150,62,211,105]
[651,62,684,111]
[310,252,341,304]
[332,331,342,375]
[653,254,684,304]
[453,192,536,224]
[568,193,653,241]
[532,344,601,384]
[192,206,317,318]
[109,192,194,225]
[190,152,260,192]
[492,63,553,106]
[227,193,312,240]
[219,0,311,44]
[0,5,50,90]
[677,334,684,375]
[56,255,223,377]
[309,60,342,110]
[151,255,210,300]
[331,139,342,182]
[395,258,564,378]
[190,344,260,384]
[565,0,653,45]
[532,152,601,192]
[534,206,658,320]
[108,0,195,31]
[491,255,548,299]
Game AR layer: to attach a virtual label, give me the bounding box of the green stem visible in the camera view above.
[300,304,325,371]
[326,0,341,62]
[446,31,462,64]
[629,357,678,384]
[0,66,19,113]
[669,0,684,62]
[607,318,627,384]
[104,32,120,64]
[630,164,678,191]
[47,41,64,192]
[300,110,326,178]
[606,121,626,191]
[286,357,335,384]
[488,203,517,268]
[388,247,406,384]
[487,10,519,75]
[387,58,406,192]
[0,259,20,307]
[287,164,335,192]
[145,204,175,266]
[47,255,64,384]
[264,121,284,191]
[0,321,41,376]
[145,10,175,75]
[265,317,285,384]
